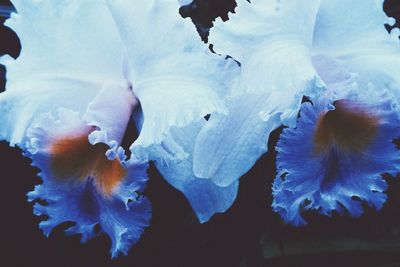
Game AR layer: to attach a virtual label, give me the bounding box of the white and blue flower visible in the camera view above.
[0,0,240,248]
[105,0,241,222]
[193,0,400,188]
[0,0,152,257]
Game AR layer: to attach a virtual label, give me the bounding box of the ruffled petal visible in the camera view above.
[26,108,151,258]
[149,121,239,223]
[273,89,400,226]
[313,0,400,89]
[105,0,237,157]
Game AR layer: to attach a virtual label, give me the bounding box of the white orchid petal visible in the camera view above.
[0,78,99,145]
[209,0,320,63]
[106,0,234,156]
[153,122,238,222]
[209,0,322,124]
[193,93,281,186]
[314,0,400,88]
[3,0,124,83]
[1,0,126,146]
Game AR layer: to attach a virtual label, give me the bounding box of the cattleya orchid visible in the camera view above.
[0,0,239,257]
[0,0,150,257]
[2,0,400,260]
[193,0,400,221]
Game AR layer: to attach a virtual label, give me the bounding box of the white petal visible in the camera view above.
[1,0,127,145]
[193,93,281,186]
[313,0,400,87]
[209,0,320,65]
[192,0,324,185]
[152,122,239,223]
[177,0,193,7]
[106,0,235,155]
[3,0,124,83]
[208,0,322,125]
[0,78,99,145]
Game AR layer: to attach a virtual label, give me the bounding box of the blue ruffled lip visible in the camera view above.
[273,90,400,226]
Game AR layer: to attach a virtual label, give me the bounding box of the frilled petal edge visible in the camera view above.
[25,108,151,257]
[273,89,400,226]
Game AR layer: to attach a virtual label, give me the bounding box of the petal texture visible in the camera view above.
[313,0,400,90]
[193,0,325,185]
[1,0,126,145]
[2,0,123,82]
[193,93,281,186]
[209,0,320,103]
[139,116,239,223]
[26,108,151,258]
[105,0,236,157]
[273,90,400,226]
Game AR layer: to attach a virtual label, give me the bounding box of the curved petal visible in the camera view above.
[192,80,325,185]
[149,121,239,223]
[272,89,400,226]
[210,0,320,62]
[105,0,237,157]
[192,1,327,185]
[313,0,400,89]
[84,82,138,146]
[26,108,151,258]
[209,0,320,96]
[193,93,281,186]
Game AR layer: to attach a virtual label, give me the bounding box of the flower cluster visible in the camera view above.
[1,0,400,257]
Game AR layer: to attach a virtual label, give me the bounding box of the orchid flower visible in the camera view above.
[0,0,152,257]
[105,0,241,222]
[273,86,400,226]
[0,0,241,254]
[193,0,400,190]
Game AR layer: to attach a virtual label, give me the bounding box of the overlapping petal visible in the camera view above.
[193,93,281,186]
[195,0,400,189]
[105,0,237,158]
[194,0,324,184]
[152,122,239,222]
[273,89,400,226]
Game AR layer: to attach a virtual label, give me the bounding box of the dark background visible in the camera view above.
[2,1,400,266]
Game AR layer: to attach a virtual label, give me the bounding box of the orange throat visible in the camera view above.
[313,100,379,154]
[49,126,126,196]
